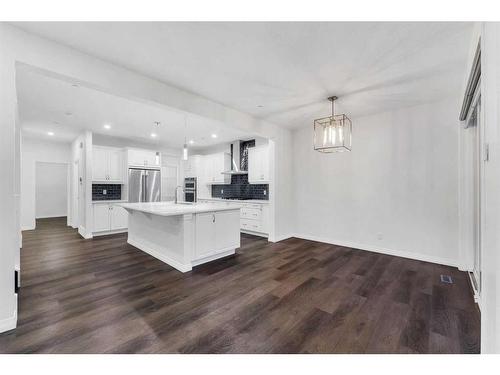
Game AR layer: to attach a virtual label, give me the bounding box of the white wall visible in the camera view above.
[20,136,71,230]
[35,162,68,219]
[292,97,460,266]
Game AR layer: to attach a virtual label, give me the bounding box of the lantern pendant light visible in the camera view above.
[313,96,352,152]
[182,115,188,161]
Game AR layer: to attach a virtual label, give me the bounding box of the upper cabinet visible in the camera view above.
[127,148,161,168]
[92,146,124,183]
[248,145,269,184]
[205,152,231,184]
[185,153,231,185]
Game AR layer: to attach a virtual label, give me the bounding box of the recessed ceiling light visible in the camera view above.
[65,112,72,116]
[103,124,111,130]
[257,105,264,108]
[53,121,60,125]
[189,140,194,144]
[150,133,157,138]
[47,131,54,136]
[211,134,217,139]
[72,83,79,88]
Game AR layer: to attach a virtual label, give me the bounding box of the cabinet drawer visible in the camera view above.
[240,218,262,232]
[244,203,262,209]
[240,207,261,220]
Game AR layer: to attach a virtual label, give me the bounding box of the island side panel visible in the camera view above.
[127,210,192,272]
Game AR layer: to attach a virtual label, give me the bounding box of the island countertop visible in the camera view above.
[120,201,242,217]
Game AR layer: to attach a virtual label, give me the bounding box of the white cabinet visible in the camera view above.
[248,145,270,184]
[195,212,217,259]
[206,152,231,184]
[110,205,128,230]
[240,202,269,237]
[184,155,202,178]
[93,203,128,233]
[93,203,111,232]
[92,146,124,182]
[128,148,161,168]
[195,210,240,260]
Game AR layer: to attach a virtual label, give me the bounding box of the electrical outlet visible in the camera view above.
[263,189,267,196]
[103,189,107,195]
[221,189,224,194]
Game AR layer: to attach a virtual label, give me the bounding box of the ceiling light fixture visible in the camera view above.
[313,96,352,153]
[211,133,217,139]
[103,124,111,130]
[189,139,194,145]
[65,112,72,116]
[150,133,157,138]
[47,131,54,136]
[183,116,189,161]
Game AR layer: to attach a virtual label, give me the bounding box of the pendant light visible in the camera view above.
[182,115,188,161]
[313,96,352,152]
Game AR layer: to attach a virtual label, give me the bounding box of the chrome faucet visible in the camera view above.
[175,186,184,204]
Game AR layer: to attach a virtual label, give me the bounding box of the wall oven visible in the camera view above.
[184,177,197,203]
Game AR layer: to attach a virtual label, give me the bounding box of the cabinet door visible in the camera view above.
[108,149,123,182]
[248,147,259,183]
[259,146,269,182]
[248,146,269,183]
[144,151,159,167]
[93,204,110,232]
[215,210,240,251]
[110,205,128,230]
[93,147,108,181]
[195,212,216,259]
[211,153,231,184]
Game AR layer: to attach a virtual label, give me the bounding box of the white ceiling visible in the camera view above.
[17,66,252,148]
[13,22,474,129]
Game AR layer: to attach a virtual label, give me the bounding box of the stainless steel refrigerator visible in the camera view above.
[128,168,161,203]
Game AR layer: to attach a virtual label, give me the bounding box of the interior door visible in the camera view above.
[466,92,482,296]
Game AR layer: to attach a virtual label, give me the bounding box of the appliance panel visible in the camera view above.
[128,168,145,203]
[145,169,161,202]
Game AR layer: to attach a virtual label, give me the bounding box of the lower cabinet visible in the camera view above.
[93,203,128,234]
[195,210,240,260]
[240,203,269,237]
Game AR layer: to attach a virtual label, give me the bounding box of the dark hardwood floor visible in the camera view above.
[0,217,480,353]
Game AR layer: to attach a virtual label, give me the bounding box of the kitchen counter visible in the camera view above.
[92,199,128,204]
[120,201,243,217]
[198,197,270,204]
[120,201,241,272]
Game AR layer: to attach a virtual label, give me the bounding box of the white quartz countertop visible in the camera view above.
[198,197,270,204]
[120,201,242,217]
[92,199,128,204]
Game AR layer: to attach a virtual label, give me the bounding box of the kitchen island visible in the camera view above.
[120,201,242,272]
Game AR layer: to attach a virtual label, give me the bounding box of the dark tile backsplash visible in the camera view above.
[211,174,269,200]
[92,184,122,201]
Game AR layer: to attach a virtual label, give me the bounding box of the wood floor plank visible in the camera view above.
[0,217,480,353]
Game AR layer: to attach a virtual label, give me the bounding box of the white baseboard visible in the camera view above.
[0,298,17,333]
[78,226,93,239]
[191,248,236,267]
[293,233,458,268]
[93,229,128,237]
[128,238,192,273]
[270,233,294,243]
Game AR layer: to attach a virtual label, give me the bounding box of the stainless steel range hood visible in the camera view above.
[222,141,248,175]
